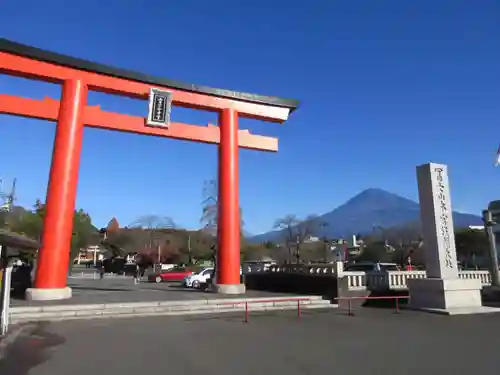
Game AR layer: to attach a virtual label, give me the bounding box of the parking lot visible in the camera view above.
[10,277,292,307]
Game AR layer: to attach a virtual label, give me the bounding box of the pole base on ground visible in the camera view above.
[25,287,72,301]
[214,283,246,295]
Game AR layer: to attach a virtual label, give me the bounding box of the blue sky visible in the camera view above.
[0,0,499,234]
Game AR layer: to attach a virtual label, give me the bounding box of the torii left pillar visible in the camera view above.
[26,80,87,301]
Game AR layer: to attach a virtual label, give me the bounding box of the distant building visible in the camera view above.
[303,235,320,243]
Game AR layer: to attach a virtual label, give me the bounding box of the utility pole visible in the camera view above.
[157,243,161,265]
[188,234,192,264]
[322,238,329,261]
[295,235,301,264]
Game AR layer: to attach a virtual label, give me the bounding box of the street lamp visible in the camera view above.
[322,238,329,261]
[295,235,301,264]
[483,206,500,287]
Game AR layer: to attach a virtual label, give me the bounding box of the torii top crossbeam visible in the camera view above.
[0,38,299,152]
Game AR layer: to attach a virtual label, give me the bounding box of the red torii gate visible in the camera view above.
[0,39,298,300]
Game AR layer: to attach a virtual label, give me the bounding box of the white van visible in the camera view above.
[207,264,242,287]
[183,268,214,289]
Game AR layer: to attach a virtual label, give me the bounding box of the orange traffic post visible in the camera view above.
[28,80,87,301]
[216,108,245,294]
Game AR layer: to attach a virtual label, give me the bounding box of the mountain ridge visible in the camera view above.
[249,188,482,243]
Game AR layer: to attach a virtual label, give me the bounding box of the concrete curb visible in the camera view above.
[11,295,326,313]
[11,303,337,323]
[10,296,336,323]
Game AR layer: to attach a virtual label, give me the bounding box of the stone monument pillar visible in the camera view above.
[408,163,488,314]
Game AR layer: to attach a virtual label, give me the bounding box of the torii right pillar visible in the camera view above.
[216,108,244,294]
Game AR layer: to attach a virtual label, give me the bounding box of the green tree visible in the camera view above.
[0,210,8,229]
[70,208,97,267]
[273,214,326,263]
[200,179,245,238]
[455,228,488,268]
[9,200,44,240]
[356,242,392,263]
[10,200,97,270]
[264,241,276,249]
[103,229,134,255]
[129,215,176,263]
[199,179,247,265]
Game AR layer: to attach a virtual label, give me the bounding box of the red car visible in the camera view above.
[149,267,194,283]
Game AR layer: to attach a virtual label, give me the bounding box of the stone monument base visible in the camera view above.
[407,278,500,315]
[25,287,72,301]
[214,283,246,295]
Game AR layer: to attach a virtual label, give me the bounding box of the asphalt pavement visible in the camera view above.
[1,308,500,375]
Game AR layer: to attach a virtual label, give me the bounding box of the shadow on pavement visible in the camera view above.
[0,322,65,375]
[481,287,500,308]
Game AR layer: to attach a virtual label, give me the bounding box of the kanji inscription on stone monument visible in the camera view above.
[416,162,459,279]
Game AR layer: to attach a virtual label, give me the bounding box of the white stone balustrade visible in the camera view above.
[343,271,365,291]
[459,270,492,285]
[257,265,492,291]
[345,270,491,291]
[266,265,337,275]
